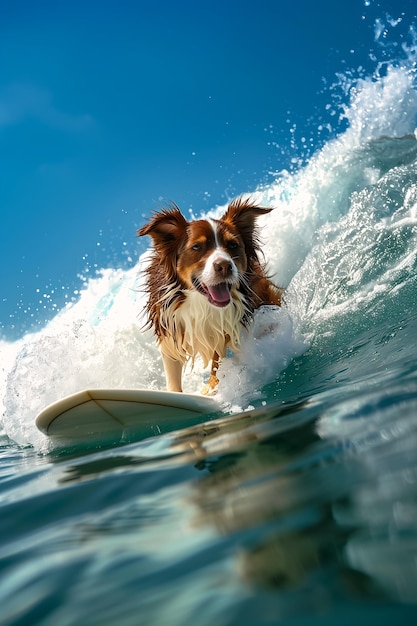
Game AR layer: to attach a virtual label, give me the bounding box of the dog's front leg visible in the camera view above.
[201,351,220,395]
[161,352,183,392]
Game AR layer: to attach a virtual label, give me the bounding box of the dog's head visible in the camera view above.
[138,197,272,307]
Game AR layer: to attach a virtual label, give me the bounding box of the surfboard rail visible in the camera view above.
[35,388,218,442]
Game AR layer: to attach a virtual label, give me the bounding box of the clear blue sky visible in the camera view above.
[1,0,413,338]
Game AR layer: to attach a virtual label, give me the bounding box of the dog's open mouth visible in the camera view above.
[193,279,232,307]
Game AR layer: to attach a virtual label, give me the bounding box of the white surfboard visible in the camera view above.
[35,388,218,444]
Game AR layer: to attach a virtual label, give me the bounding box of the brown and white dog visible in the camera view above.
[138,197,282,394]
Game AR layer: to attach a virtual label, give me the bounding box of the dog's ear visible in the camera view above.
[221,197,272,234]
[221,197,272,256]
[138,205,188,248]
[138,205,188,275]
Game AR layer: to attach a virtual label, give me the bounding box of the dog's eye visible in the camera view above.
[227,241,239,250]
[192,243,202,251]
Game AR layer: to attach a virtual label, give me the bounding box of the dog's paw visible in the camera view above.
[201,374,219,396]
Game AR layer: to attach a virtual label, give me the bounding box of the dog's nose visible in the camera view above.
[213,259,232,277]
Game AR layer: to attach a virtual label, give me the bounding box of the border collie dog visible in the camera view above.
[138,197,281,394]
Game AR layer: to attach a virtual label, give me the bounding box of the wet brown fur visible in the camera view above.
[138,197,282,392]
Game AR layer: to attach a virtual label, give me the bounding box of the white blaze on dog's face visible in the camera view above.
[176,218,247,307]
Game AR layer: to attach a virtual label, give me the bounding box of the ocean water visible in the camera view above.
[2,26,417,626]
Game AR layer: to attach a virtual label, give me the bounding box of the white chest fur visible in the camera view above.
[158,289,246,367]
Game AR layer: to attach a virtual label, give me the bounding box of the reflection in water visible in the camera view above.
[51,389,417,613]
[184,419,362,600]
[59,455,145,483]
[181,401,417,605]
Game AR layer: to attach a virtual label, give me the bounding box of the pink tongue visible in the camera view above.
[207,282,231,304]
